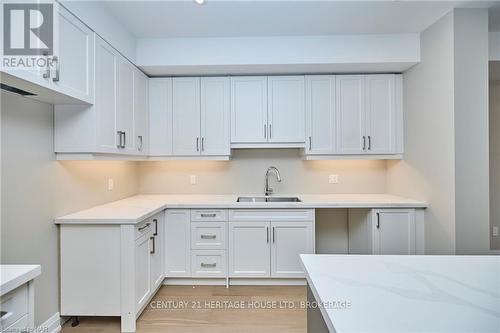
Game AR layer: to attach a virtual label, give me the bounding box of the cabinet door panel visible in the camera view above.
[134,70,149,155]
[149,78,173,156]
[336,75,366,154]
[54,6,94,103]
[271,222,314,278]
[117,59,135,152]
[305,75,336,154]
[135,234,151,312]
[230,77,268,143]
[374,210,415,255]
[95,37,118,152]
[268,76,305,143]
[365,75,396,154]
[165,210,191,277]
[172,78,201,155]
[229,222,270,277]
[150,213,164,290]
[201,77,230,155]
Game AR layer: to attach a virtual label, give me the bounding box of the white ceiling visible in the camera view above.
[104,0,499,38]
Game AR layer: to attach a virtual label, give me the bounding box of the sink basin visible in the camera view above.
[237,196,302,203]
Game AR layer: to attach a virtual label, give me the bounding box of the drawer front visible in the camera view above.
[229,209,314,222]
[191,250,227,277]
[0,285,28,331]
[135,219,153,240]
[191,222,226,250]
[191,210,227,222]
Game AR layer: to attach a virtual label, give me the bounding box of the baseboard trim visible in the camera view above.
[39,312,61,333]
[163,278,306,286]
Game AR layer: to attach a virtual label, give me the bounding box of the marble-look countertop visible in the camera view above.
[300,254,500,333]
[0,265,41,296]
[54,194,427,224]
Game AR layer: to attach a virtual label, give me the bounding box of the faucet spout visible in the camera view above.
[265,166,282,196]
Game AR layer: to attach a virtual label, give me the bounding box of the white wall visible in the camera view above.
[61,1,137,62]
[489,81,500,250]
[453,9,490,254]
[0,92,139,325]
[386,11,457,255]
[136,34,420,75]
[139,149,387,195]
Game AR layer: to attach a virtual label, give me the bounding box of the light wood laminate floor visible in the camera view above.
[61,285,307,333]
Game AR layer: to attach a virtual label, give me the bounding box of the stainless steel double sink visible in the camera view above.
[237,196,302,203]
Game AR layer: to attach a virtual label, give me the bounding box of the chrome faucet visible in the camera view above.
[265,166,281,196]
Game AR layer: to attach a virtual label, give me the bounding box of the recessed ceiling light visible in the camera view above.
[194,0,205,5]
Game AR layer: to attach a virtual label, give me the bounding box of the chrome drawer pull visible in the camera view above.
[200,213,217,218]
[200,234,217,239]
[201,262,217,268]
[138,223,151,231]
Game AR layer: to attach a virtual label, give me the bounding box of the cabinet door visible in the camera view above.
[95,37,118,152]
[135,233,152,312]
[149,78,173,156]
[373,209,416,255]
[172,78,201,155]
[336,75,366,154]
[365,75,396,154]
[201,77,230,156]
[150,213,164,290]
[228,222,270,277]
[271,222,314,278]
[53,5,94,104]
[305,75,336,154]
[230,77,268,143]
[134,70,149,155]
[165,210,191,277]
[268,76,305,143]
[117,59,135,153]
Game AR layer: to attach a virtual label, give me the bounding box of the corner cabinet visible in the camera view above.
[54,36,149,159]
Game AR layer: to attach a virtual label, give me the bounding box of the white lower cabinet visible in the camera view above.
[165,210,191,277]
[229,221,271,278]
[271,222,314,278]
[191,250,227,278]
[348,208,416,255]
[135,231,152,312]
[150,213,165,290]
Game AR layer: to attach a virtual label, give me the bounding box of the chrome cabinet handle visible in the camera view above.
[309,136,312,150]
[272,227,275,243]
[196,137,199,152]
[266,227,269,243]
[138,223,151,231]
[150,236,155,254]
[200,234,216,239]
[368,136,371,150]
[264,124,267,139]
[52,56,60,82]
[122,132,126,148]
[153,219,158,236]
[362,136,366,150]
[376,212,380,229]
[138,135,143,151]
[117,131,125,148]
[200,213,216,218]
[42,51,50,78]
[201,137,205,152]
[201,262,216,268]
[269,124,272,138]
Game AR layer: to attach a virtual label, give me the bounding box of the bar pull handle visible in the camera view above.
[200,213,217,218]
[269,124,272,138]
[122,132,126,148]
[150,236,155,254]
[272,227,276,243]
[200,234,217,239]
[153,219,158,236]
[266,226,269,243]
[138,223,151,232]
[42,51,50,78]
[196,137,199,152]
[376,212,380,229]
[362,136,366,150]
[309,136,312,150]
[201,137,205,152]
[52,56,60,82]
[138,135,143,151]
[264,124,267,139]
[368,136,371,150]
[201,262,216,268]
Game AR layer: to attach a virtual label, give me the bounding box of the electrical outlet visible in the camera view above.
[493,226,499,237]
[328,174,339,184]
[190,175,197,185]
[107,178,114,191]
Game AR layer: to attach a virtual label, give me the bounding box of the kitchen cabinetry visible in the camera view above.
[305,75,336,154]
[134,69,149,155]
[172,78,200,156]
[150,213,164,290]
[165,210,191,277]
[117,59,135,153]
[348,209,416,255]
[134,229,152,312]
[228,210,315,278]
[149,78,173,156]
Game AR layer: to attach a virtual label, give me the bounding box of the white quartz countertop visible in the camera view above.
[54,194,427,224]
[0,265,41,296]
[300,254,500,333]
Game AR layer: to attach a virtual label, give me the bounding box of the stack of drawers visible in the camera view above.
[190,210,227,277]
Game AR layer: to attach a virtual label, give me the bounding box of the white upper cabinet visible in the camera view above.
[305,75,336,155]
[172,77,201,156]
[149,78,173,156]
[201,77,231,156]
[53,5,94,104]
[117,59,135,153]
[336,75,366,154]
[134,70,149,155]
[267,76,305,143]
[230,77,268,144]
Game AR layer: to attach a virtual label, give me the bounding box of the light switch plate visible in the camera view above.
[107,178,114,191]
[190,175,197,185]
[493,226,499,237]
[329,174,339,184]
